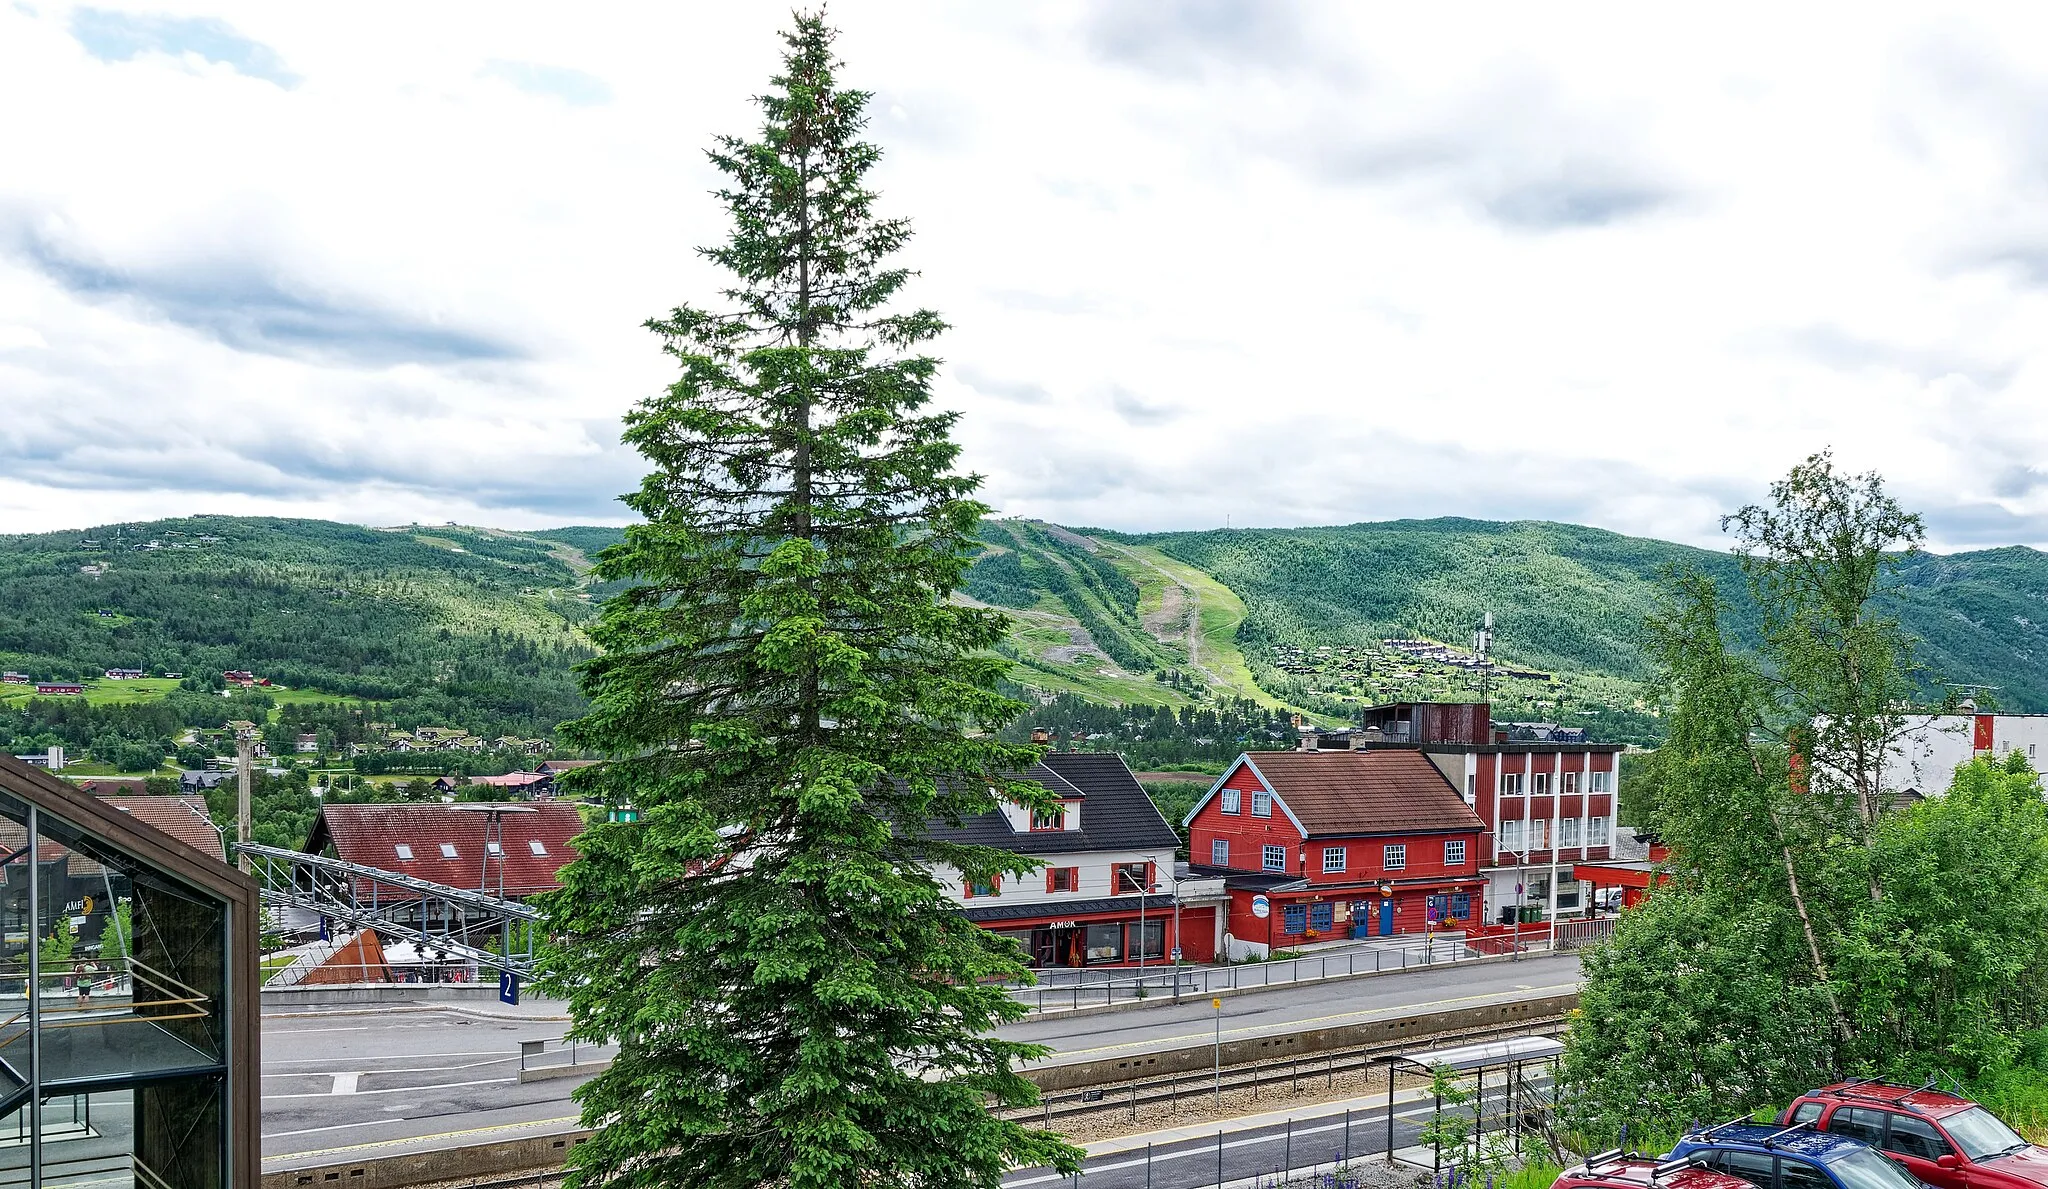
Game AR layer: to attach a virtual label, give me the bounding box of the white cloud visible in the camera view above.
[3,2,2048,549]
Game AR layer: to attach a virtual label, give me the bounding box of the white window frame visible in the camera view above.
[1562,772,1579,795]
[1464,773,1476,801]
[1589,771,1611,793]
[529,840,548,856]
[1220,788,1242,814]
[1560,818,1581,847]
[1211,839,1230,866]
[1383,844,1406,871]
[1501,820,1523,849]
[1501,773,1523,796]
[1444,839,1466,866]
[1261,844,1287,873]
[1321,846,1346,873]
[1252,790,1273,818]
[486,841,504,856]
[394,844,414,861]
[1532,772,1549,796]
[1589,816,1608,847]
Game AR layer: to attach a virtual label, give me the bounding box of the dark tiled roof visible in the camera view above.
[307,802,584,898]
[913,752,1178,855]
[962,892,1176,923]
[1246,751,1484,838]
[98,795,226,862]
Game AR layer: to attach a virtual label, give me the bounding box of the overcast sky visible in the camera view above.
[5,3,2048,549]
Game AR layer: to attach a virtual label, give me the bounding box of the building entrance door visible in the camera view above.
[1030,926,1086,967]
[1378,900,1393,936]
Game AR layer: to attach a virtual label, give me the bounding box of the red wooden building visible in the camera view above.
[1184,750,1487,955]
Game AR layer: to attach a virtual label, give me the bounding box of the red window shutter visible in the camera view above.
[1046,868,1055,894]
[1146,860,1155,890]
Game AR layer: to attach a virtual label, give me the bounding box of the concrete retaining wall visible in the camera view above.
[262,985,519,1007]
[1024,991,1576,1092]
[262,1130,594,1189]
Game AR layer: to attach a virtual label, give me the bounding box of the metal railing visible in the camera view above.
[1007,934,1571,1013]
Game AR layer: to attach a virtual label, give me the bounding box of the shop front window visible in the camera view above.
[1308,902,1333,933]
[1281,904,1307,934]
[1127,919,1165,960]
[1084,923,1123,964]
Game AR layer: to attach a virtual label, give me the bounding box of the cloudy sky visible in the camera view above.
[5,3,2048,549]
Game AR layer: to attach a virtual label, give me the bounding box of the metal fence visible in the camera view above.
[1007,933,1574,1013]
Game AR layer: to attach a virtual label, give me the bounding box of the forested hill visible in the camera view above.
[6,515,2046,759]
[0,516,627,740]
[1108,518,2048,714]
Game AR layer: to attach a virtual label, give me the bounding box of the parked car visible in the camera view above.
[1552,1149,1758,1189]
[1665,1122,1928,1189]
[1781,1081,2043,1189]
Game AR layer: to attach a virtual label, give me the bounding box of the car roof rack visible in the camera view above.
[1650,1157,1704,1181]
[1762,1120,1816,1149]
[1821,1078,1938,1115]
[1695,1112,1766,1141]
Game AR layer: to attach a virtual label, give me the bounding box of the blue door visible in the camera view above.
[1378,899,1394,936]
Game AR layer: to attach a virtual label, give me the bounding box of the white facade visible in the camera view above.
[933,845,1179,907]
[1883,713,2048,798]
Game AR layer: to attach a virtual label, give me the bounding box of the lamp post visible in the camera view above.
[1500,848,1529,960]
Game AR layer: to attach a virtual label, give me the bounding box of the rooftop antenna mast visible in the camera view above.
[1472,611,1494,703]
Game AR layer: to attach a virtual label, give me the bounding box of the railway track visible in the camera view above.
[1005,1012,1568,1124]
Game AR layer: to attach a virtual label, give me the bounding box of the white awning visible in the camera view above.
[1393,1034,1564,1072]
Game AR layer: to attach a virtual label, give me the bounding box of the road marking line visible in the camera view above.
[265,1054,539,1077]
[1032,983,1580,1061]
[266,1076,511,1100]
[268,1026,371,1035]
[331,1073,359,1094]
[268,1114,584,1161]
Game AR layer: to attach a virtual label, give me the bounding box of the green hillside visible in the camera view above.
[0,516,608,743]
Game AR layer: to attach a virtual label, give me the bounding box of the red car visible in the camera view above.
[1782,1081,2043,1189]
[1554,1149,1762,1189]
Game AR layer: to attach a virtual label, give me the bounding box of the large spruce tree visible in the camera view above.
[537,15,1080,1188]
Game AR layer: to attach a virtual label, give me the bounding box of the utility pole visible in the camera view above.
[235,733,254,874]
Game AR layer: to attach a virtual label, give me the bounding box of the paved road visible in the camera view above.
[261,1007,608,1166]
[258,955,1579,1167]
[999,952,1582,1065]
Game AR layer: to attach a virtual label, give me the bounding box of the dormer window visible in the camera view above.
[1030,806,1065,831]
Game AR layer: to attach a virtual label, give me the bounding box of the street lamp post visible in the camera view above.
[1501,848,1529,960]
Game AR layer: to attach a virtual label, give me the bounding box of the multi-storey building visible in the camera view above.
[1310,702,1623,921]
[1182,750,1487,954]
[922,752,1227,968]
[1879,707,2048,799]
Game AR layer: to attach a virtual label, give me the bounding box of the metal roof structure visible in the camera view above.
[1392,1033,1565,1072]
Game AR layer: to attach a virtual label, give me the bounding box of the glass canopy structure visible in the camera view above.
[0,756,259,1189]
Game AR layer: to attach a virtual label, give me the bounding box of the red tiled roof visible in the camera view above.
[468,772,550,788]
[1243,751,1485,838]
[75,778,150,796]
[97,795,226,862]
[308,802,583,898]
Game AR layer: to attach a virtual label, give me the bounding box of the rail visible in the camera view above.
[1008,932,1580,1013]
[1002,1012,1569,1125]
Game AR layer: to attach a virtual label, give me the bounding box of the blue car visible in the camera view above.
[1667,1123,1931,1189]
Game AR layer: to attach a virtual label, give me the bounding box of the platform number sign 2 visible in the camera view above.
[499,969,520,1006]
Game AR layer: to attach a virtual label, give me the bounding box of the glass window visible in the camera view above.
[1262,845,1287,872]
[1590,771,1611,793]
[1309,902,1333,932]
[1789,1102,1824,1126]
[1827,1148,1925,1189]
[1464,774,1476,800]
[1322,847,1345,873]
[1502,820,1523,849]
[1502,773,1523,795]
[1127,919,1165,960]
[1030,807,1063,830]
[1220,789,1241,814]
[1829,1106,1889,1147]
[394,844,414,860]
[1530,819,1549,849]
[528,840,547,856]
[1281,904,1307,934]
[968,875,999,897]
[1708,1149,1778,1185]
[1210,839,1229,866]
[1083,922,1122,964]
[1252,790,1272,818]
[486,841,503,856]
[1561,818,1581,847]
[1590,816,1609,846]
[1781,1158,1830,1189]
[1941,1106,2026,1162]
[1383,844,1406,870]
[1532,773,1550,796]
[438,843,458,859]
[1450,892,1472,920]
[1886,1115,1952,1161]
[1114,862,1150,893]
[1562,772,1579,795]
[1445,840,1466,866]
[1048,867,1077,893]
